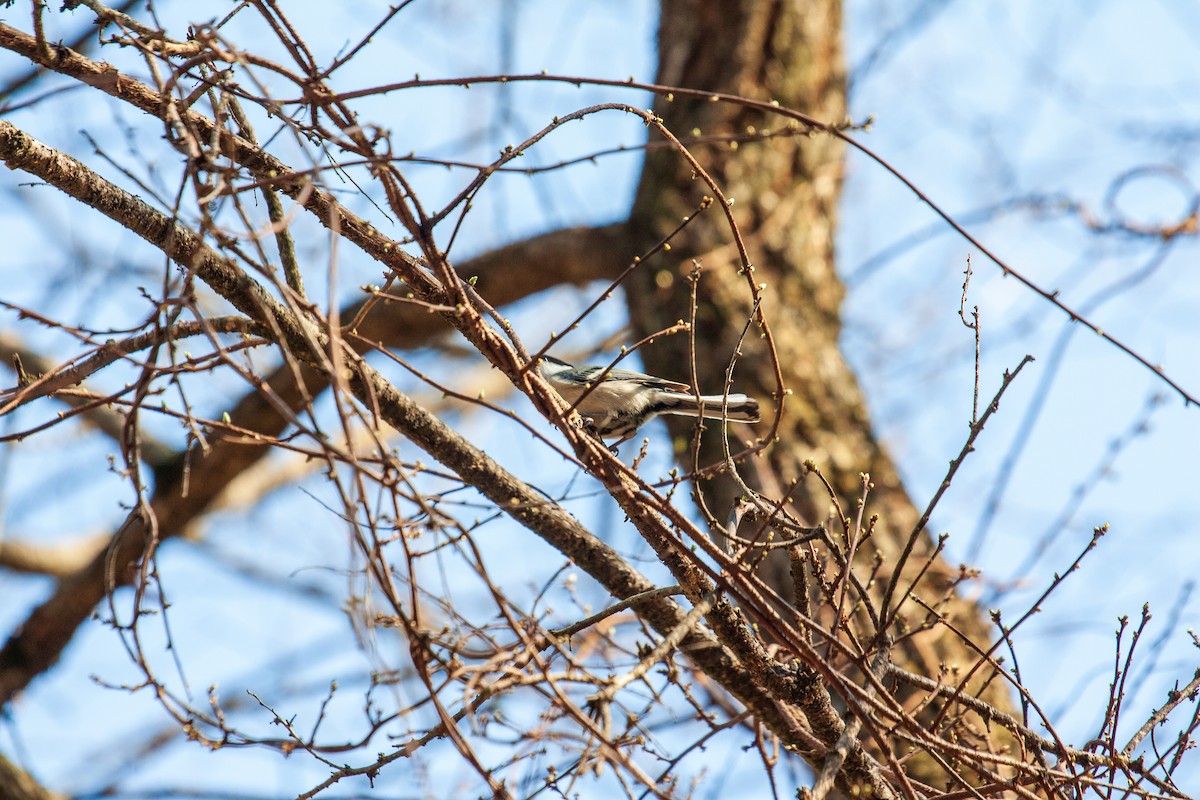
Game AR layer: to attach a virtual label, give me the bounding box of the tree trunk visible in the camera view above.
[628,0,1013,785]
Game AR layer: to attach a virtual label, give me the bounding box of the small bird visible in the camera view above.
[537,354,760,446]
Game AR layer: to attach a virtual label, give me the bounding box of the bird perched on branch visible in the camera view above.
[537,354,760,447]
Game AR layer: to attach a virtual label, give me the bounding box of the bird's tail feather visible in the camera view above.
[656,393,760,423]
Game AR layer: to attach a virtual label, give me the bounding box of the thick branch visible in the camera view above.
[0,752,63,800]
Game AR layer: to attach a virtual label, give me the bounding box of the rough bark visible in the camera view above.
[627,0,1014,784]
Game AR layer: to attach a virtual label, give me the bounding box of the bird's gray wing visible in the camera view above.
[598,367,691,393]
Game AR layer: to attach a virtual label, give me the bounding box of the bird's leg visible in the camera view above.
[577,417,613,450]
